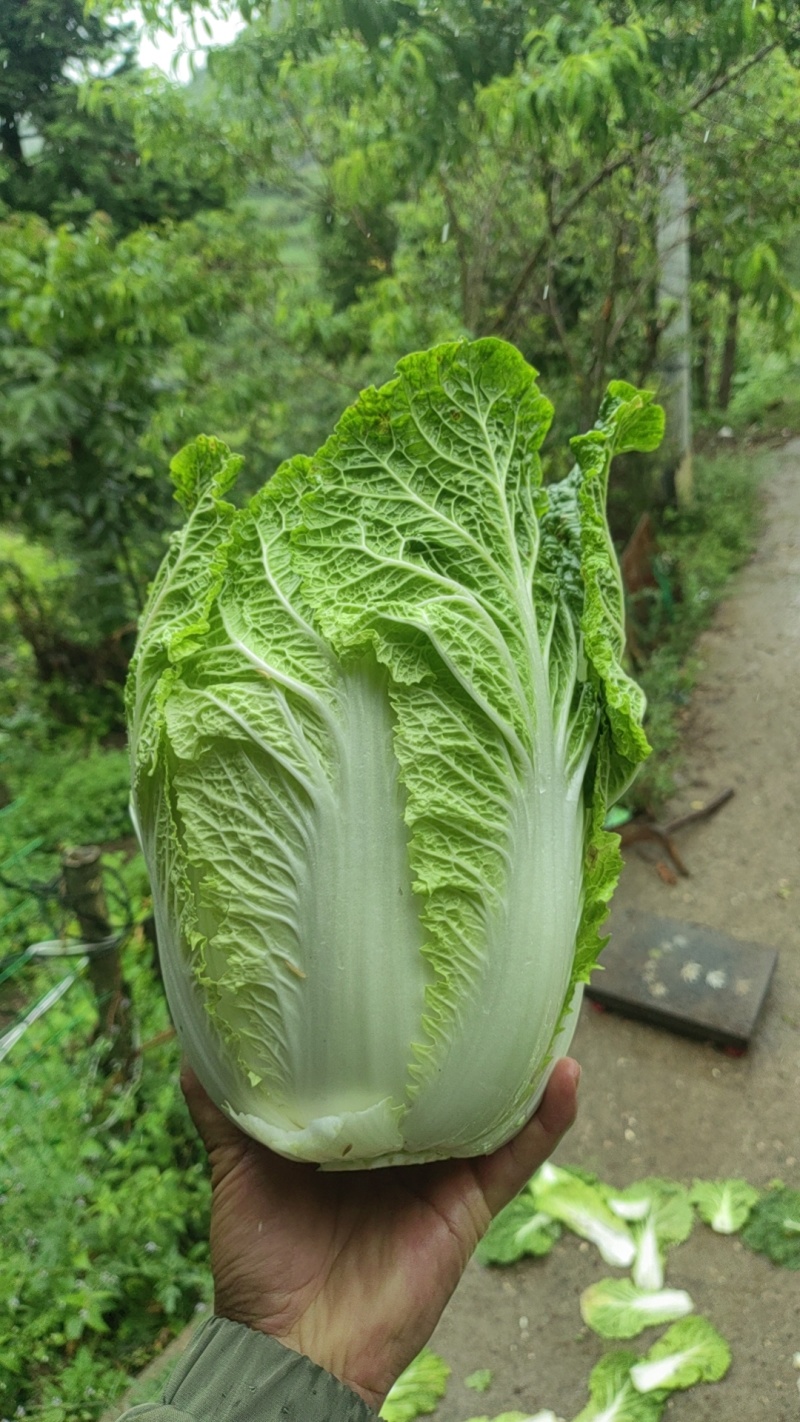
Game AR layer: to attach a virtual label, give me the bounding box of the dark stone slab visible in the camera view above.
[586,910,778,1049]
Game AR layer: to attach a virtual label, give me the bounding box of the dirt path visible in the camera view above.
[431,442,800,1421]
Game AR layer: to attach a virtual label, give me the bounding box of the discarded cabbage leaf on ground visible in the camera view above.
[572,1352,665,1422]
[465,1413,565,1422]
[476,1193,561,1265]
[379,1349,450,1422]
[610,1178,693,1291]
[689,1178,759,1234]
[128,338,661,1167]
[580,1277,694,1340]
[630,1316,731,1394]
[532,1164,636,1267]
[464,1369,494,1393]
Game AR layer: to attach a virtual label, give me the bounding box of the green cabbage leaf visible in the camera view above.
[379,1348,450,1422]
[127,338,661,1168]
[689,1178,759,1235]
[580,1278,694,1340]
[610,1179,694,1291]
[464,1369,494,1393]
[532,1164,636,1267]
[629,1317,731,1394]
[573,1352,665,1422]
[465,1413,564,1422]
[741,1186,800,1267]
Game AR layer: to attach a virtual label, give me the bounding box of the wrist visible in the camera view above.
[255,1322,388,1412]
[212,1299,389,1412]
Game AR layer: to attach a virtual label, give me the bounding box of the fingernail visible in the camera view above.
[566,1058,581,1092]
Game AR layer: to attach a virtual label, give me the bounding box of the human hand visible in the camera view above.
[182,1058,579,1412]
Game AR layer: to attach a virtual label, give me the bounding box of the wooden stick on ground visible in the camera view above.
[60,845,135,1077]
[617,788,735,879]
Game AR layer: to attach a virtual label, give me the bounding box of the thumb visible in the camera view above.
[474,1057,580,1219]
[181,1062,251,1175]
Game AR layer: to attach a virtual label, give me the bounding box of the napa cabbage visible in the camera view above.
[127,338,662,1168]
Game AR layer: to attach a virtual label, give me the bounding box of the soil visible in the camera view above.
[430,441,800,1422]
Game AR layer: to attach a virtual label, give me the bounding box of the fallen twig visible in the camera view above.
[664,787,735,836]
[616,788,735,880]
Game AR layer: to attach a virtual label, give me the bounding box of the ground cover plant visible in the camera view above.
[0,945,212,1422]
[627,450,765,808]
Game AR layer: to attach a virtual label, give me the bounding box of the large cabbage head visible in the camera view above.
[127,339,661,1169]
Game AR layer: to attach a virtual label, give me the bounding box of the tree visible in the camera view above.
[198,0,800,442]
[0,0,231,230]
[0,204,278,726]
[686,51,800,411]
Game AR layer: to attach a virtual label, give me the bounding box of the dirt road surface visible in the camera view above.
[431,442,800,1421]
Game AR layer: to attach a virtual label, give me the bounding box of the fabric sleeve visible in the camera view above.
[120,1314,376,1421]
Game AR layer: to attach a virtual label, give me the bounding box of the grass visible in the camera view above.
[627,449,766,808]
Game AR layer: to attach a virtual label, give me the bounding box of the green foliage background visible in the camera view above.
[0,960,211,1422]
[1,0,799,1415]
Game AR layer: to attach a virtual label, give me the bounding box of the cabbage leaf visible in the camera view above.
[573,1352,665,1422]
[630,1317,731,1394]
[741,1186,800,1267]
[610,1179,693,1291]
[580,1278,694,1340]
[465,1369,494,1393]
[689,1178,759,1235]
[379,1348,450,1422]
[465,1413,564,1422]
[476,1193,561,1265]
[532,1164,636,1267]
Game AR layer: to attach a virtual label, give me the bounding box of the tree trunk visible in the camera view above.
[717,284,741,411]
[0,109,26,170]
[60,846,135,1078]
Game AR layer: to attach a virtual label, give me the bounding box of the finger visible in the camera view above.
[474,1057,580,1218]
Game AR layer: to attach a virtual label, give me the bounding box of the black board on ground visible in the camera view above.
[586,910,778,1049]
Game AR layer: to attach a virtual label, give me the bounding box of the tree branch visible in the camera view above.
[491,40,780,335]
[606,262,659,354]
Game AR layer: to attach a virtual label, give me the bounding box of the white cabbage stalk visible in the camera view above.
[609,1196,652,1223]
[127,339,661,1167]
[533,1167,636,1268]
[632,1215,664,1291]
